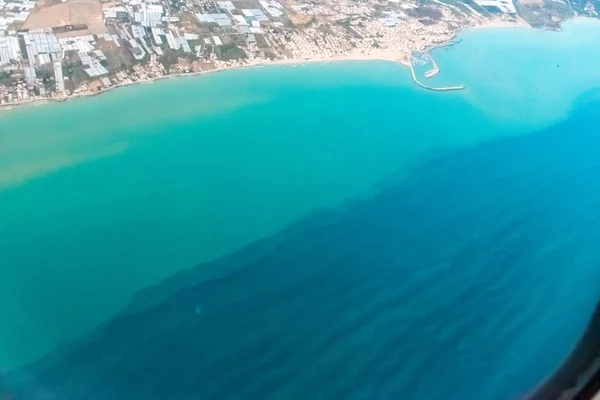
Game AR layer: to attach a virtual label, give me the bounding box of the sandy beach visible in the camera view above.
[0,51,411,113]
[0,18,533,113]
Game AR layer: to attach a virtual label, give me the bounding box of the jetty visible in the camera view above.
[409,56,465,92]
[424,54,440,77]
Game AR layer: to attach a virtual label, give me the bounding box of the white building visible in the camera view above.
[134,4,163,27]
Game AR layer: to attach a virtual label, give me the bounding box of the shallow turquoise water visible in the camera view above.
[427,19,600,127]
[4,85,600,400]
[0,61,497,369]
[1,19,600,399]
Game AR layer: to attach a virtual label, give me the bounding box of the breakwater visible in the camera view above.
[409,56,465,91]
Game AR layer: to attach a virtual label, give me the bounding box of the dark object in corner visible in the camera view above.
[528,301,600,400]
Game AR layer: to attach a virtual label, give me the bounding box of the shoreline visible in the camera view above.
[0,54,411,113]
[1,16,582,113]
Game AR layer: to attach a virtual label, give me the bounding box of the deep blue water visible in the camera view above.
[3,92,600,400]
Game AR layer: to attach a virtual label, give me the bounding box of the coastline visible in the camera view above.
[0,16,563,113]
[421,17,530,54]
[2,17,600,375]
[0,53,411,113]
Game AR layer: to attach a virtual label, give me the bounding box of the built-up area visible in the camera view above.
[0,0,541,105]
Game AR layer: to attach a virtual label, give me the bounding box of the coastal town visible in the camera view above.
[0,0,596,105]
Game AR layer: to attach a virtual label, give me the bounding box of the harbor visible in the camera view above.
[410,53,465,92]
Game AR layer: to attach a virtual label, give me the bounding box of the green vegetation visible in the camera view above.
[104,49,134,72]
[255,34,270,48]
[0,71,10,85]
[37,69,54,83]
[337,18,363,38]
[188,39,202,50]
[63,62,89,87]
[516,0,574,29]
[159,49,183,66]
[218,43,247,60]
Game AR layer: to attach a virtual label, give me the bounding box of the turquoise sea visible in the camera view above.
[2,19,600,399]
